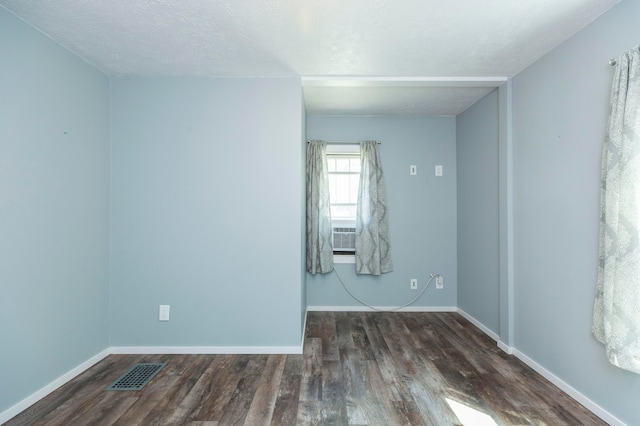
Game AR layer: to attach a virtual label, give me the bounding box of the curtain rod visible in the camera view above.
[306,140,381,144]
[609,46,640,66]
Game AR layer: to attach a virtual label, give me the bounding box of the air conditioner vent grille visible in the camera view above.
[333,227,356,251]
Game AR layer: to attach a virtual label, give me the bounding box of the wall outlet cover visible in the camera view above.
[159,305,170,321]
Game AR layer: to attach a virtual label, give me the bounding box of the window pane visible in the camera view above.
[327,158,336,172]
[336,158,350,172]
[349,175,359,202]
[335,174,351,203]
[327,154,360,224]
[331,205,357,219]
[328,174,336,202]
[350,158,361,172]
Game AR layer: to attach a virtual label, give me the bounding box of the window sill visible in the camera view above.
[334,254,355,264]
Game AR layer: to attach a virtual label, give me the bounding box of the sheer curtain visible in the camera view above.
[593,46,640,374]
[355,141,393,275]
[306,140,334,274]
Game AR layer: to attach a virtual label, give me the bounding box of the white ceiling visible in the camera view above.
[1,0,619,115]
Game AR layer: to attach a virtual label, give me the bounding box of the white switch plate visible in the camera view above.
[159,305,170,321]
[435,165,443,177]
[410,165,417,175]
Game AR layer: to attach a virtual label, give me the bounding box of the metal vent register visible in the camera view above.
[106,363,165,391]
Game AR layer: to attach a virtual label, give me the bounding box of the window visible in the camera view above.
[326,144,360,256]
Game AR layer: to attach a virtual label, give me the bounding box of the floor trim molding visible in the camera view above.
[0,348,111,425]
[301,309,308,348]
[511,348,624,426]
[307,305,457,312]
[110,345,304,355]
[0,341,303,423]
[456,308,500,342]
[2,313,623,426]
[496,340,514,355]
[459,311,624,426]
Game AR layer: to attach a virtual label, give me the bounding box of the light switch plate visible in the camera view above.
[159,305,170,321]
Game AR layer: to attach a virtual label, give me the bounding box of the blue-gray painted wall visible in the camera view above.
[109,77,305,347]
[0,8,110,413]
[306,115,457,308]
[511,1,640,423]
[456,89,500,334]
[301,103,308,331]
[3,0,640,422]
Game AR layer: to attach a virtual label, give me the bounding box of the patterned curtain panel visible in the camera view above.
[593,46,640,375]
[355,141,393,275]
[306,140,334,274]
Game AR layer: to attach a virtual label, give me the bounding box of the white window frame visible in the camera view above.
[326,144,360,263]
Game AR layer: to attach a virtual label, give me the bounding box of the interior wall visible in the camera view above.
[0,7,110,414]
[306,115,457,309]
[301,97,308,331]
[4,0,639,422]
[456,89,500,334]
[512,1,640,424]
[109,77,305,348]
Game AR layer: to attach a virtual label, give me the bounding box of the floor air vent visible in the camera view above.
[106,363,165,391]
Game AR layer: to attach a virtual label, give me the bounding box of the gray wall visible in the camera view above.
[512,1,640,423]
[4,0,640,422]
[456,89,500,334]
[306,115,457,309]
[109,77,305,347]
[0,8,110,414]
[301,99,308,330]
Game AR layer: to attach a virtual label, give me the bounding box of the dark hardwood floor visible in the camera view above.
[6,312,605,425]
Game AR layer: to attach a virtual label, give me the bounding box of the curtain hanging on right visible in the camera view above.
[355,141,393,275]
[593,45,640,375]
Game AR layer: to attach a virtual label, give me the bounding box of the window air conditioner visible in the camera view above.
[333,227,356,252]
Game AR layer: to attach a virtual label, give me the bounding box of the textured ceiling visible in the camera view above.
[1,0,619,115]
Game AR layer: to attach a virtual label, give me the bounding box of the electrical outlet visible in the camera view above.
[159,305,170,321]
[410,278,418,289]
[436,276,444,289]
[435,165,443,177]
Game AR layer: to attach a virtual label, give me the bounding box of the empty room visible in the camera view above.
[1,0,640,424]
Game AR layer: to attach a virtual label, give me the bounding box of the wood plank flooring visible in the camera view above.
[5,312,606,425]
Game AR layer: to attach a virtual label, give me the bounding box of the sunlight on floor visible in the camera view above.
[446,398,499,426]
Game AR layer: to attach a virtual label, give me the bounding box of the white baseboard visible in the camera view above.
[307,305,457,312]
[301,309,308,347]
[511,349,624,426]
[2,314,623,426]
[457,311,624,426]
[0,341,303,423]
[0,348,111,425]
[496,340,514,355]
[455,310,514,354]
[456,308,501,343]
[110,345,303,355]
